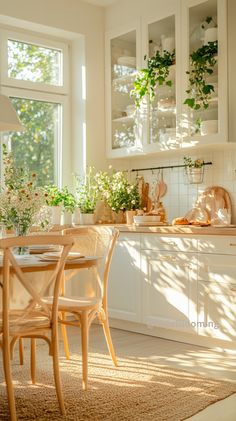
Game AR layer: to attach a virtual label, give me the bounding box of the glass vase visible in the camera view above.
[14,225,30,255]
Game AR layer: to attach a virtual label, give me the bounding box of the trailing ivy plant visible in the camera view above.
[184,40,218,111]
[130,49,175,107]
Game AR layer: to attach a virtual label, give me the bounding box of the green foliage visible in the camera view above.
[44,185,64,206]
[7,40,61,186]
[75,167,100,214]
[130,49,175,107]
[183,156,204,168]
[44,185,76,213]
[184,41,218,111]
[95,170,140,213]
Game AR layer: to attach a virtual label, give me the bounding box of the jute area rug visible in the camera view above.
[0,337,236,421]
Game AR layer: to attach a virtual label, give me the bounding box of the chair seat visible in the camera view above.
[43,296,102,312]
[0,310,51,336]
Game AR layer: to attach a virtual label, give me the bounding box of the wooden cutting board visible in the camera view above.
[196,186,232,223]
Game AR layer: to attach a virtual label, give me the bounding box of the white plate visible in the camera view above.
[134,222,168,226]
[40,252,84,261]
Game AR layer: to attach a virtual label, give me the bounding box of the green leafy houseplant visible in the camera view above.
[44,185,76,213]
[184,40,218,111]
[95,170,140,213]
[130,49,175,107]
[75,167,99,214]
[183,157,204,168]
[44,185,64,207]
[183,157,204,184]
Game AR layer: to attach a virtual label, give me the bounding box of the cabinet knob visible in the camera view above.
[229,243,236,247]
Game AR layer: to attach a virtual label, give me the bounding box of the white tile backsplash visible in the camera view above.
[126,145,236,223]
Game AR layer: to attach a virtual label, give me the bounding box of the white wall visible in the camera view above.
[104,0,236,223]
[0,0,106,173]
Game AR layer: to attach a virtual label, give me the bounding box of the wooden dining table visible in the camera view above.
[0,254,100,274]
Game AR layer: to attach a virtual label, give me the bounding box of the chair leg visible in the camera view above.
[3,338,17,421]
[30,338,36,384]
[102,317,118,367]
[52,329,65,415]
[60,312,70,360]
[81,311,89,391]
[19,338,24,365]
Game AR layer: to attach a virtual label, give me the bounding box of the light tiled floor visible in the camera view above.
[84,325,236,421]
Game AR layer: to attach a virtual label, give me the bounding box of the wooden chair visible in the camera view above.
[55,226,119,390]
[0,234,74,421]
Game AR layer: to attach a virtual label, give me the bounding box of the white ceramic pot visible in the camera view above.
[73,208,81,225]
[62,212,72,225]
[204,27,218,44]
[50,206,62,225]
[80,213,95,225]
[200,120,218,135]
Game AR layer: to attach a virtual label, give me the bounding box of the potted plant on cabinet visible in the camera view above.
[130,49,175,107]
[96,170,141,224]
[44,185,64,225]
[61,186,77,225]
[183,156,204,184]
[75,167,99,225]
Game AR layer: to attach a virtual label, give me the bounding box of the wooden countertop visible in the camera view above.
[107,224,236,236]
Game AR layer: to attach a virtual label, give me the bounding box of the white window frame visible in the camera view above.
[0,29,69,95]
[0,28,71,188]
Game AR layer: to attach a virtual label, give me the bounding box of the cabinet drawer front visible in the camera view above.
[141,234,197,252]
[198,236,236,255]
[198,254,236,285]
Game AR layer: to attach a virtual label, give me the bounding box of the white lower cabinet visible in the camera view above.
[197,253,236,341]
[141,250,198,334]
[108,232,236,348]
[108,233,142,322]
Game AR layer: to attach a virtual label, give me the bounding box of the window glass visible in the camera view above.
[9,97,61,186]
[8,39,62,86]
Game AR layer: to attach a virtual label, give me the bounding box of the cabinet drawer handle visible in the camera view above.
[229,243,236,247]
[161,241,177,246]
[160,255,177,262]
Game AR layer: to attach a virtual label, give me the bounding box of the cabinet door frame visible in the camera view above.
[141,249,198,334]
[141,1,182,153]
[181,0,228,146]
[105,20,143,158]
[108,233,142,322]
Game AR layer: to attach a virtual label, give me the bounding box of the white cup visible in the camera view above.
[161,37,175,53]
[204,28,217,44]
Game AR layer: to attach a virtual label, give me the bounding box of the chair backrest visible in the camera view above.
[0,235,74,339]
[63,227,119,310]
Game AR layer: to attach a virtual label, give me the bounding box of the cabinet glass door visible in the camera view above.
[146,15,177,149]
[110,30,139,152]
[182,0,227,145]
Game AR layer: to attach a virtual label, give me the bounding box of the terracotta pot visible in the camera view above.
[125,210,136,225]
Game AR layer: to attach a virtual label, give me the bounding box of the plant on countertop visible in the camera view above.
[184,40,218,112]
[0,144,48,236]
[95,169,140,213]
[75,167,100,214]
[130,49,175,107]
[44,185,77,213]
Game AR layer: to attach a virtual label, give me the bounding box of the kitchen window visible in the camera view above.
[0,29,70,187]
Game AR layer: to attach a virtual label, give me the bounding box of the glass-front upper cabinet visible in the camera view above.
[181,0,227,146]
[105,24,143,158]
[142,13,180,152]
